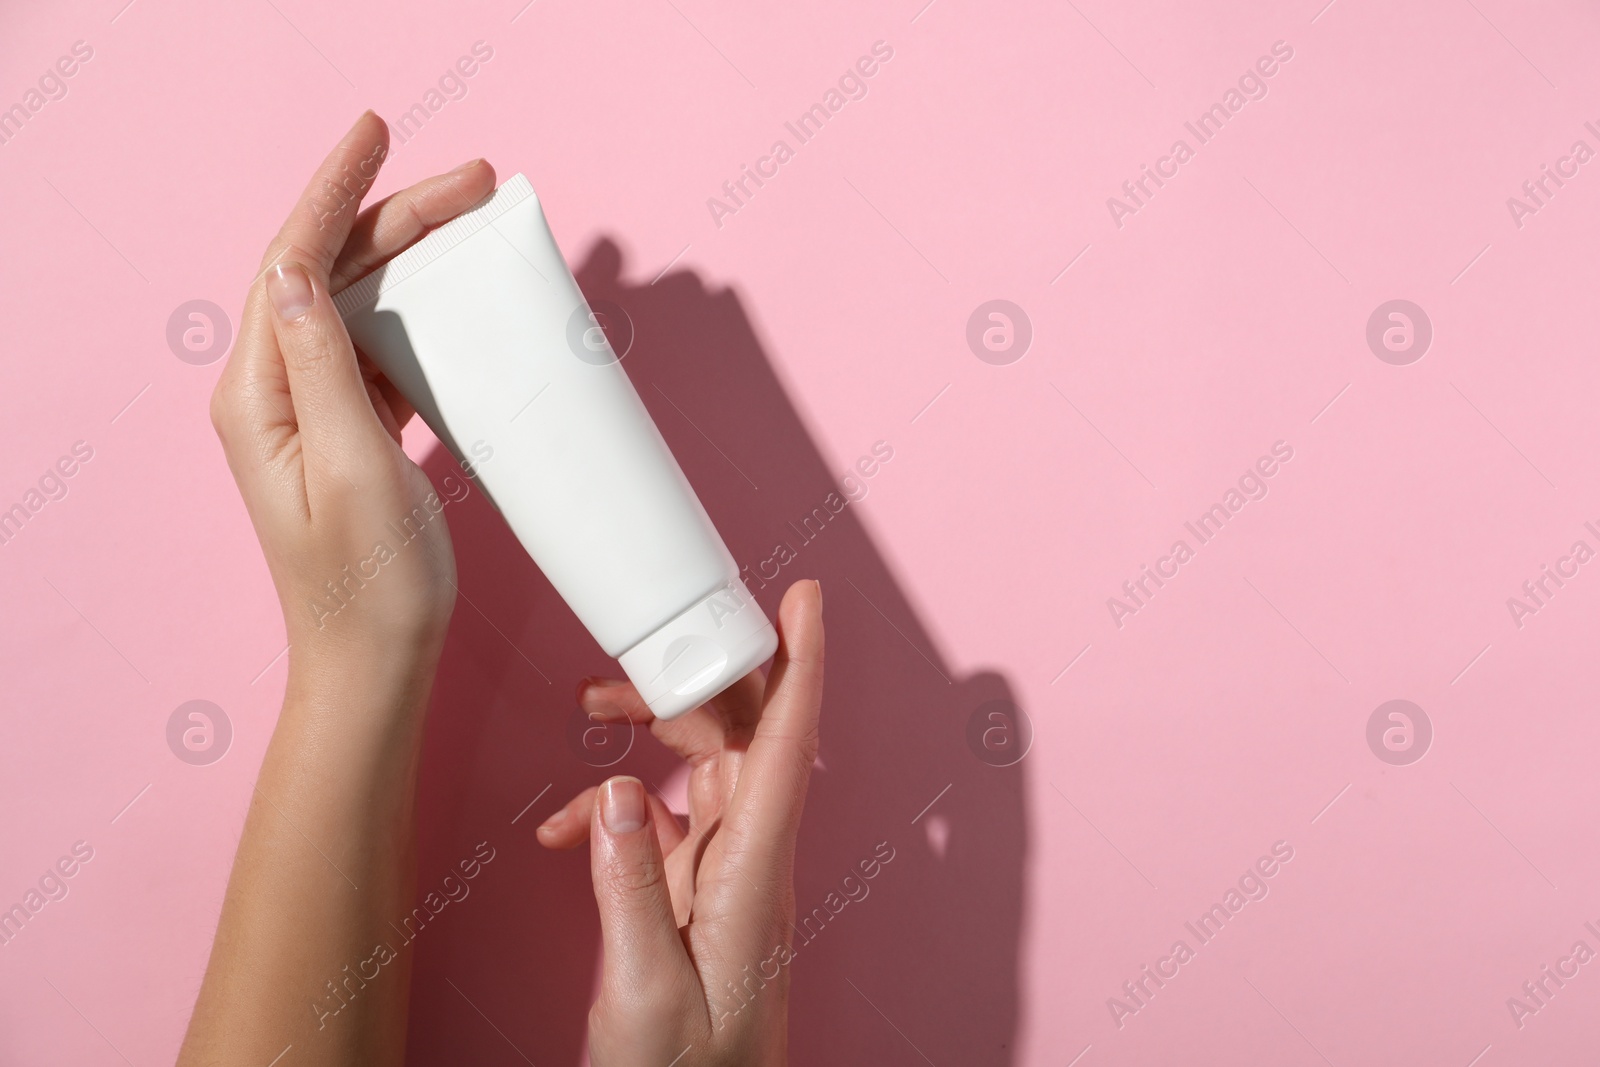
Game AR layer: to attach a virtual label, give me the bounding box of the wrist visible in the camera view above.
[281,631,443,730]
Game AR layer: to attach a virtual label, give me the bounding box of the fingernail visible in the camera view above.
[267,264,314,321]
[601,777,645,833]
[578,676,622,699]
[449,157,484,175]
[814,579,823,614]
[576,677,625,711]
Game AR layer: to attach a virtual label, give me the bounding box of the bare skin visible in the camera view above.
[180,111,823,1067]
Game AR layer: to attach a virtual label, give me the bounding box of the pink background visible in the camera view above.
[3,0,1599,1063]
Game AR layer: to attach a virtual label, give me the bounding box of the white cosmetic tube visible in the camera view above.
[334,174,776,719]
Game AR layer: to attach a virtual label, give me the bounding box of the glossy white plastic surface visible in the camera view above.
[335,174,776,718]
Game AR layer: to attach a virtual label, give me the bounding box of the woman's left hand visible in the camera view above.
[537,579,825,1067]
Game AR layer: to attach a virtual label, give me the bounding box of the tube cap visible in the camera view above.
[616,578,779,720]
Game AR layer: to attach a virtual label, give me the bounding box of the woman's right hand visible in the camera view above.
[537,579,824,1066]
[209,112,496,683]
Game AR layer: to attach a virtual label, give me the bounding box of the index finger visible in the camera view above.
[257,110,390,284]
[719,580,824,878]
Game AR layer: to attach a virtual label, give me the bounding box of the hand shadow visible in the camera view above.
[401,238,1028,1066]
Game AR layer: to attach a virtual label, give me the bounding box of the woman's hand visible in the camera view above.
[538,579,824,1067]
[180,114,497,1067]
[210,112,495,693]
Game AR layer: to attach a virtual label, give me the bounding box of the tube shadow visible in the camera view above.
[402,238,1027,1066]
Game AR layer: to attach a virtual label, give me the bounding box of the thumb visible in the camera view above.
[263,262,389,470]
[590,777,691,1003]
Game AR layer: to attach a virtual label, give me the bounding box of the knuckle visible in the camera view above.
[258,239,320,277]
[284,325,346,384]
[750,728,821,776]
[401,193,429,234]
[288,331,333,373]
[608,851,667,895]
[792,720,822,765]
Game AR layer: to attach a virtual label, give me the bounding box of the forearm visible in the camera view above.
[188,116,487,1063]
[179,646,438,1067]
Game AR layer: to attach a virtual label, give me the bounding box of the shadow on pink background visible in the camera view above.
[4,0,1600,1064]
[404,240,1026,1064]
